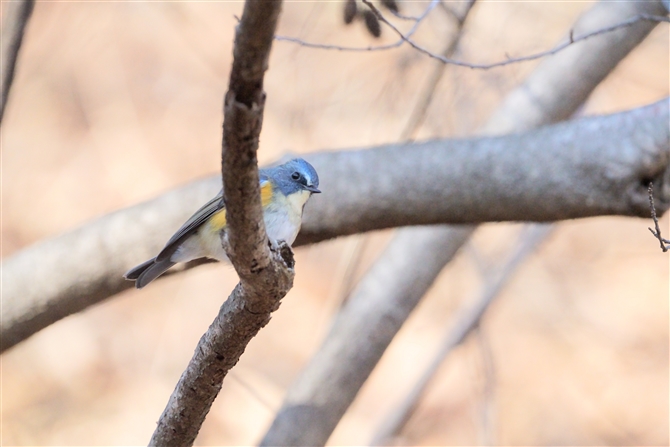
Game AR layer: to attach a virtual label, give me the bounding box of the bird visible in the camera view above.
[124,158,320,289]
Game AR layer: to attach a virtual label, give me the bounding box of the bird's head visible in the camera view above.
[268,158,321,196]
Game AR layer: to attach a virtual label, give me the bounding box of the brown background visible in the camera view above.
[2,1,668,445]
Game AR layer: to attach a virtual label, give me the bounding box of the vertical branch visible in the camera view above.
[149,1,286,446]
[221,0,282,289]
[0,0,34,123]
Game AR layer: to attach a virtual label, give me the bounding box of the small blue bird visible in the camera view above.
[124,158,320,288]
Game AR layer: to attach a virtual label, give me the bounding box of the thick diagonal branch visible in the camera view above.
[260,225,475,446]
[260,1,668,444]
[2,99,669,354]
[369,224,553,445]
[149,1,284,446]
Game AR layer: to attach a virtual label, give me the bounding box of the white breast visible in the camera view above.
[264,190,311,245]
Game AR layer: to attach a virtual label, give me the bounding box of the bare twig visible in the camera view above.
[275,0,439,52]
[0,0,34,124]
[260,2,668,445]
[647,182,670,252]
[149,1,285,445]
[400,0,476,140]
[437,0,460,22]
[386,7,422,22]
[278,6,669,71]
[366,0,670,69]
[369,224,553,445]
[334,0,475,333]
[483,2,667,132]
[229,371,277,414]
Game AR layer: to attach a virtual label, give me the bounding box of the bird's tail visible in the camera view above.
[124,257,176,289]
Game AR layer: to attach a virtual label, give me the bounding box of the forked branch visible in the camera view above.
[278,0,669,71]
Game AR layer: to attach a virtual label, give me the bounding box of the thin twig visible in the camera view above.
[229,371,277,414]
[647,182,670,252]
[369,224,553,445]
[437,0,460,22]
[260,3,667,445]
[275,0,439,52]
[278,8,669,71]
[400,0,477,141]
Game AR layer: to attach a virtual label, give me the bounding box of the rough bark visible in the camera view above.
[148,1,284,445]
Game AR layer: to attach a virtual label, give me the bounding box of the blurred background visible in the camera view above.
[1,1,668,445]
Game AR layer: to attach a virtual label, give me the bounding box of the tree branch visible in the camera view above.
[149,1,284,445]
[0,0,34,124]
[275,0,440,52]
[295,99,669,242]
[2,99,668,354]
[260,225,475,446]
[647,182,670,252]
[369,224,553,445]
[259,1,668,444]
[366,0,669,70]
[482,1,668,133]
[277,0,668,72]
[400,0,477,141]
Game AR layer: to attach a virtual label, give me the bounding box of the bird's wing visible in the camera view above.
[155,179,273,263]
[155,193,225,262]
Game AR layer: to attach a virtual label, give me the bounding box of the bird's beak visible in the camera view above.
[305,185,321,194]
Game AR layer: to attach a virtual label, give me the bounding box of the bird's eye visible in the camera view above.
[291,172,301,180]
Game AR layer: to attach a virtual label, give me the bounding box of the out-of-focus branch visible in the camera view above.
[148,1,284,446]
[277,0,668,71]
[2,99,669,354]
[260,225,475,446]
[368,0,668,70]
[0,0,34,123]
[369,224,553,445]
[400,0,476,141]
[260,1,668,445]
[482,2,667,133]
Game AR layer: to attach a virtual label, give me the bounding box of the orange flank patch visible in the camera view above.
[261,181,274,207]
[209,209,227,231]
[209,182,271,232]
